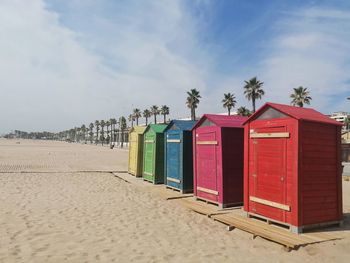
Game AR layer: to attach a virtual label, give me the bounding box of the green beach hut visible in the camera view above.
[142,124,167,184]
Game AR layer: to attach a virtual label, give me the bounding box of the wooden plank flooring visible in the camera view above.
[211,213,340,250]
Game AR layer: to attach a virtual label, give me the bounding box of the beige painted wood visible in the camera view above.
[250,196,291,211]
[197,186,219,196]
[167,177,181,183]
[250,132,290,138]
[196,141,218,145]
[167,139,181,143]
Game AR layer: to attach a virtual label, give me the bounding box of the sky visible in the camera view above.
[0,0,350,133]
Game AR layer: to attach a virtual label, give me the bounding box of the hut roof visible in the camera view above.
[192,114,247,130]
[244,102,342,126]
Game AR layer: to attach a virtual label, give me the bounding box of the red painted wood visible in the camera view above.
[193,115,246,207]
[244,103,343,229]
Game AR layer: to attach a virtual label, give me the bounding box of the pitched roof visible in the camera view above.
[165,120,197,132]
[192,114,247,130]
[143,124,168,134]
[129,125,147,134]
[244,102,342,126]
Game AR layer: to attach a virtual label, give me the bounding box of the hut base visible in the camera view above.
[166,185,193,194]
[195,196,242,209]
[246,212,343,234]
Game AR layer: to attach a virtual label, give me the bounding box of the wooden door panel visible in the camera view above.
[166,132,181,188]
[250,126,287,221]
[196,131,217,201]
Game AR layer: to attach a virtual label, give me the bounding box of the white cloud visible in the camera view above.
[257,7,350,113]
[0,0,209,133]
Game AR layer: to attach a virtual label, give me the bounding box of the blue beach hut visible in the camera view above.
[164,120,196,193]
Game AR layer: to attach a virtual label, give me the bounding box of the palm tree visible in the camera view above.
[119,116,127,148]
[150,105,159,124]
[143,109,151,125]
[106,120,111,144]
[110,118,117,143]
[81,124,87,143]
[100,120,105,145]
[222,93,237,115]
[133,108,142,125]
[160,105,170,123]
[94,120,100,144]
[128,114,135,127]
[290,86,312,107]
[237,106,252,117]
[75,127,80,142]
[186,89,201,121]
[243,77,265,113]
[89,123,94,144]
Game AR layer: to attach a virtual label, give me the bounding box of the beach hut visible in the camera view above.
[164,120,196,193]
[142,124,167,184]
[192,114,247,208]
[128,126,147,177]
[243,102,343,233]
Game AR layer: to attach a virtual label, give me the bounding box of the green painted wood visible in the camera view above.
[142,124,167,184]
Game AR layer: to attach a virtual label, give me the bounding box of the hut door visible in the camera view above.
[166,132,181,188]
[144,134,155,178]
[196,131,218,202]
[250,126,289,222]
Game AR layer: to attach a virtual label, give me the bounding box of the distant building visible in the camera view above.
[329,112,349,131]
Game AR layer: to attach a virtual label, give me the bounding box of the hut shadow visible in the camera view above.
[307,213,350,233]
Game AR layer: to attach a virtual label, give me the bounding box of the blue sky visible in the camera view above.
[0,0,349,133]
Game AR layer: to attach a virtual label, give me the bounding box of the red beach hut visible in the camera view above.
[192,114,247,208]
[243,102,343,233]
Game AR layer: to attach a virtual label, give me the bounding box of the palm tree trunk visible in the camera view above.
[252,98,256,113]
[136,118,139,126]
[163,114,166,123]
[146,117,148,125]
[228,108,231,116]
[154,115,156,124]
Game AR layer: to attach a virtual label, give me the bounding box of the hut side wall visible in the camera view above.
[136,134,144,176]
[155,133,165,184]
[182,130,194,192]
[221,127,244,205]
[300,121,343,226]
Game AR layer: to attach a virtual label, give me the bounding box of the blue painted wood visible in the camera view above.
[164,120,196,193]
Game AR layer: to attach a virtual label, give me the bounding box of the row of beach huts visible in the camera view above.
[127,102,343,234]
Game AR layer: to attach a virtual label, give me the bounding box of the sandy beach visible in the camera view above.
[0,139,349,263]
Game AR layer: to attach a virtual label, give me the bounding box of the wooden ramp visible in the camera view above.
[179,198,231,217]
[211,213,340,250]
[151,186,193,200]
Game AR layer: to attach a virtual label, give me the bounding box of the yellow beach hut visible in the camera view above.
[128,126,147,177]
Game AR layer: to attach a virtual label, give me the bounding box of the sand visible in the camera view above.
[0,139,349,263]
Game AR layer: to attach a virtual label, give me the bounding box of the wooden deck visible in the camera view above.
[211,213,340,250]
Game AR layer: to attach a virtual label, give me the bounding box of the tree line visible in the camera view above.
[5,76,312,144]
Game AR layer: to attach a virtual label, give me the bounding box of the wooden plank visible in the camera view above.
[167,139,181,143]
[143,171,153,176]
[250,132,290,138]
[144,140,155,143]
[196,141,218,145]
[167,177,181,183]
[197,186,219,196]
[211,213,340,249]
[250,196,291,211]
